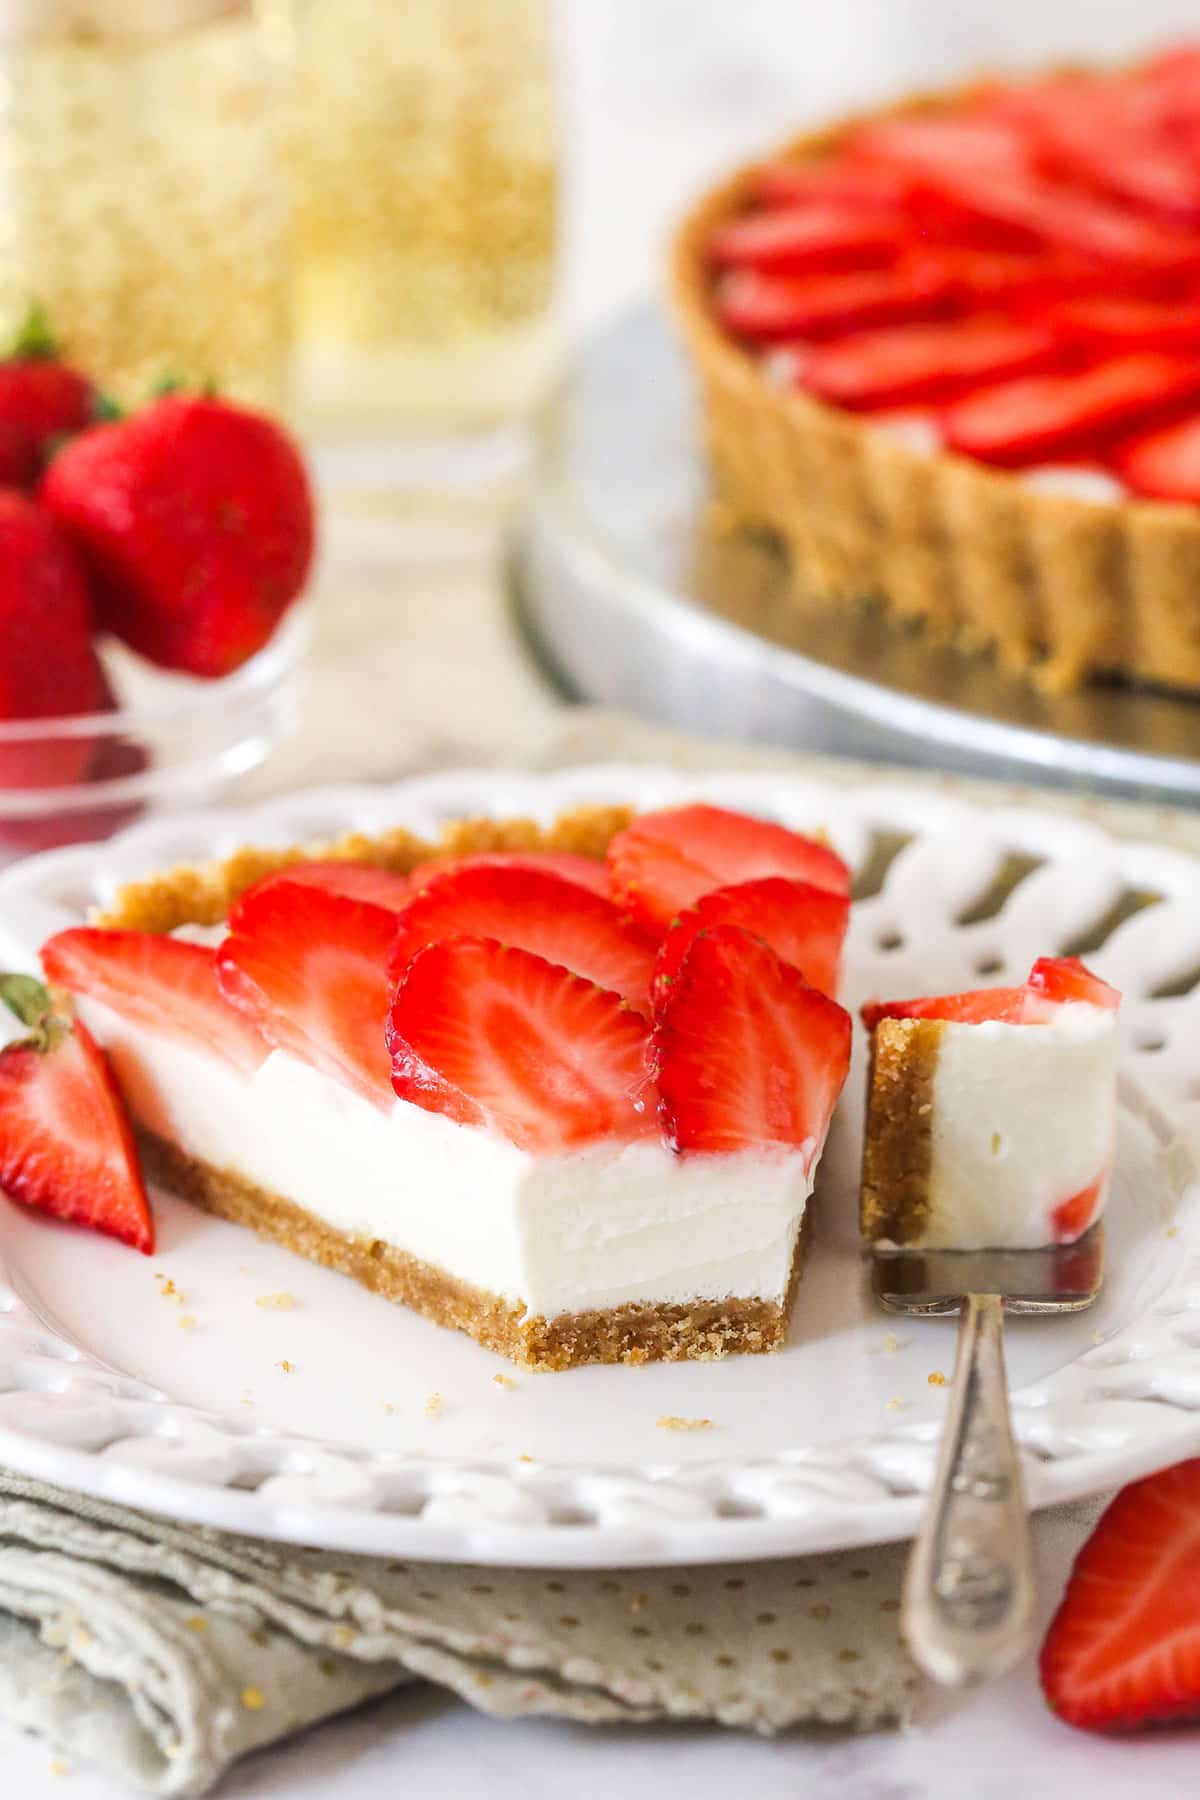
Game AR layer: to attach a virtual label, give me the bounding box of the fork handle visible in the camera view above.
[902,1291,1037,1687]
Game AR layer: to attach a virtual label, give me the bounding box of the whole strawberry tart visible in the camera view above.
[37,802,853,1370]
[673,47,1200,691]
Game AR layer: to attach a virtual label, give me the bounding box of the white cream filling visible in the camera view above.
[81,998,819,1320]
[918,1005,1117,1250]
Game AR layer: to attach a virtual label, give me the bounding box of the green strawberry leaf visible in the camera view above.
[10,302,58,362]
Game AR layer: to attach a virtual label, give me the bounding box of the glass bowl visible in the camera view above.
[0,605,309,865]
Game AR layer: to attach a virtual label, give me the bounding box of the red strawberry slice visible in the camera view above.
[388,939,653,1152]
[0,973,152,1252]
[41,929,268,1073]
[653,877,849,1009]
[1110,411,1200,502]
[239,860,412,913]
[707,203,905,275]
[1040,1457,1200,1730]
[715,260,955,345]
[862,955,1119,1031]
[851,115,1035,183]
[1041,297,1200,353]
[387,866,657,1015]
[1050,1176,1106,1244]
[928,172,1200,271]
[803,317,1060,410]
[651,926,851,1160]
[919,247,1102,310]
[217,882,399,1108]
[941,356,1200,467]
[1027,955,1120,1010]
[407,849,611,898]
[750,159,916,211]
[608,804,850,934]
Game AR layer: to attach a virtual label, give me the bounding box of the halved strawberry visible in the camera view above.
[941,355,1200,467]
[388,939,653,1152]
[0,973,152,1252]
[1040,1458,1200,1730]
[387,866,657,1015]
[1027,955,1120,1010]
[41,929,268,1074]
[1110,411,1200,502]
[803,317,1060,410]
[715,260,955,345]
[1041,296,1200,353]
[750,159,916,212]
[707,203,905,275]
[239,859,412,913]
[862,954,1119,1031]
[407,849,611,899]
[653,877,849,1009]
[217,882,398,1108]
[652,926,851,1160]
[1050,1176,1107,1244]
[607,804,850,934]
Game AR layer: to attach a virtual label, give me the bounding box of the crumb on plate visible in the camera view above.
[255,1290,297,1311]
[656,1415,713,1432]
[425,1392,443,1417]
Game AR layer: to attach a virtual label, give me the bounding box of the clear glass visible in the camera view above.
[275,0,559,455]
[0,4,289,410]
[0,606,309,865]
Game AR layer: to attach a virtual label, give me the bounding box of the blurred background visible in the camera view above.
[5,0,1200,857]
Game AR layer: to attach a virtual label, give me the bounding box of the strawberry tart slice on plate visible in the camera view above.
[38,801,854,1370]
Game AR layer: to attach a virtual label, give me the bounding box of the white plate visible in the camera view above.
[0,765,1197,1568]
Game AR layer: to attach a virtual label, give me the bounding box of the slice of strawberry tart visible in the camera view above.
[860,956,1120,1251]
[39,802,853,1369]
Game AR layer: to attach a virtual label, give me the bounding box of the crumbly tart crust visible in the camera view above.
[141,1132,809,1371]
[670,85,1200,694]
[860,1017,942,1244]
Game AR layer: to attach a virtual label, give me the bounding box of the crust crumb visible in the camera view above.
[492,1373,518,1391]
[656,1414,713,1432]
[927,1370,946,1387]
[425,1391,443,1417]
[255,1291,296,1311]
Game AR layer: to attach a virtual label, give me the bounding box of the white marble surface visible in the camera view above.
[13,1,1200,1792]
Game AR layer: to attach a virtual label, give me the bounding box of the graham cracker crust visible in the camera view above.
[860,1017,943,1245]
[670,72,1200,694]
[140,1131,808,1371]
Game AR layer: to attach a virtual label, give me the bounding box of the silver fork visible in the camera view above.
[872,1225,1105,1687]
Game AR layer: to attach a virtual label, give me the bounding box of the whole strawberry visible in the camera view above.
[42,393,316,679]
[0,305,96,488]
[0,491,104,795]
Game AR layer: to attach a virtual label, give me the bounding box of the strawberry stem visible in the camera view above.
[0,973,66,1052]
[10,302,58,361]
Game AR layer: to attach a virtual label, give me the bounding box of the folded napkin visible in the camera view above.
[0,1472,918,1795]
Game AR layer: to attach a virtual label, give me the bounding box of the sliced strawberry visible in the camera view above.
[651,926,851,1160]
[920,247,1102,310]
[217,882,399,1108]
[851,115,1035,184]
[803,317,1060,411]
[1042,296,1200,353]
[1027,955,1120,1010]
[239,859,412,913]
[708,203,905,275]
[1040,1458,1200,1730]
[862,955,1119,1031]
[407,849,611,898]
[653,877,849,1009]
[0,973,152,1252]
[1110,411,1200,502]
[941,355,1200,467]
[750,159,916,212]
[926,172,1200,272]
[387,866,657,1015]
[608,804,850,934]
[715,260,955,345]
[1050,1176,1106,1244]
[388,939,653,1152]
[41,928,268,1074]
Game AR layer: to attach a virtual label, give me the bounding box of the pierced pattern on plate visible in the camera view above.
[0,765,1197,1567]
